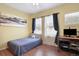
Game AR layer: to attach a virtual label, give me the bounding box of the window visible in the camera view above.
[34,18,42,34]
[44,15,57,37]
[65,12,79,25]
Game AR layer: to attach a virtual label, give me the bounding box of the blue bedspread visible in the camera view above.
[7,37,42,56]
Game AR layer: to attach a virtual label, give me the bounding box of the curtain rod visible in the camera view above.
[33,12,59,18]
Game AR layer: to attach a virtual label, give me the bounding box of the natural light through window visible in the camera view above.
[44,15,57,37]
[34,18,42,34]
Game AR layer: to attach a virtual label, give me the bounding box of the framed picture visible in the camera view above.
[0,13,27,27]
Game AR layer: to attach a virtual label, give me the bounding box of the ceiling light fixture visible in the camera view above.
[33,3,39,6]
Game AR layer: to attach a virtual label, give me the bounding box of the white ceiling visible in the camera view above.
[5,3,62,14]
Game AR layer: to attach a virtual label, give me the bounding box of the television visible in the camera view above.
[64,29,77,37]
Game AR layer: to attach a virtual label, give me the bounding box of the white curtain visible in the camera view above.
[44,15,57,37]
[34,18,42,34]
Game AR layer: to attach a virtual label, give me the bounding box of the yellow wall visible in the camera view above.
[1,3,79,49]
[0,4,32,49]
[31,3,79,36]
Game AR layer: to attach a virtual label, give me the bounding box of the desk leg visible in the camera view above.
[57,39,61,51]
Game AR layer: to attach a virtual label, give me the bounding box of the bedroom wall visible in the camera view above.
[31,3,79,36]
[0,4,32,49]
[1,3,79,49]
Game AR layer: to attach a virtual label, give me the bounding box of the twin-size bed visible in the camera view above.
[7,35,42,56]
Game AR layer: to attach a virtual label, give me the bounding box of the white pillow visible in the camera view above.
[32,35,36,38]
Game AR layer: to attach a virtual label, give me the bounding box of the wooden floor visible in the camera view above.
[0,45,72,56]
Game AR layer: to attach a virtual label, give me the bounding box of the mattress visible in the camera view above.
[7,37,42,56]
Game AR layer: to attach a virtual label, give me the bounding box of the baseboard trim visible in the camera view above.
[0,47,7,51]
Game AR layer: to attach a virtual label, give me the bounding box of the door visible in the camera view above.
[44,15,57,46]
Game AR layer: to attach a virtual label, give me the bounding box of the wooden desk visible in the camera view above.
[58,36,79,41]
[58,36,79,52]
